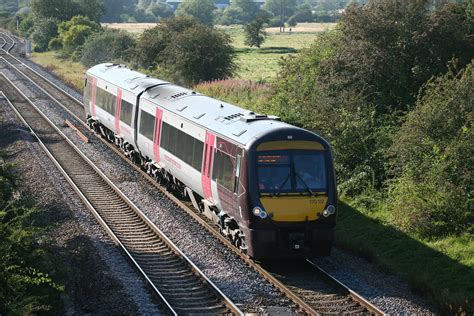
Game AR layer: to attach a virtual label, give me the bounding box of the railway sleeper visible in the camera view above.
[173,302,228,312]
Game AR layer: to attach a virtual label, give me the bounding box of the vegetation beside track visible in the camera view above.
[30,51,85,91]
[0,150,64,314]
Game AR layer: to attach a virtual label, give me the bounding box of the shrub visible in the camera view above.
[133,17,236,85]
[387,62,474,237]
[56,15,101,56]
[31,17,59,52]
[80,29,136,68]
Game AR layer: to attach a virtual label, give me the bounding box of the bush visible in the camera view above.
[387,62,474,237]
[31,17,59,52]
[0,157,63,314]
[56,15,101,56]
[80,29,136,68]
[133,17,236,85]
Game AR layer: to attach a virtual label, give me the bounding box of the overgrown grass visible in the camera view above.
[337,202,473,313]
[194,79,272,112]
[30,51,85,92]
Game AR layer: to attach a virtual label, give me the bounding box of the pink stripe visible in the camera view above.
[201,132,215,201]
[91,78,97,116]
[153,108,163,162]
[115,89,122,134]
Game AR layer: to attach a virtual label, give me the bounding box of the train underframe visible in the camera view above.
[87,116,247,253]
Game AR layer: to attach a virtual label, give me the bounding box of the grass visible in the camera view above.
[337,202,474,313]
[221,24,335,81]
[30,51,85,91]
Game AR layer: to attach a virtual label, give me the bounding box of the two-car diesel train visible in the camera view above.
[83,63,337,259]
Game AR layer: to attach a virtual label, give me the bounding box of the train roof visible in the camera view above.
[87,63,298,146]
[87,63,168,93]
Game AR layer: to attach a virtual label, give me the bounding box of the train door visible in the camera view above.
[232,153,242,213]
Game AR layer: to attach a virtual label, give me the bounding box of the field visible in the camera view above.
[102,22,336,81]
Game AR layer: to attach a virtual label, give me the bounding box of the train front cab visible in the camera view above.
[243,128,337,260]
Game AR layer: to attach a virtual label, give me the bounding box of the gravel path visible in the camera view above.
[2,46,440,314]
[0,97,163,315]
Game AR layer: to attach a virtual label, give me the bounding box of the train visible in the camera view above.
[83,63,337,259]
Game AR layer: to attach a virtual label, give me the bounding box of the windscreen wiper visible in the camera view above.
[295,173,314,196]
[273,173,291,196]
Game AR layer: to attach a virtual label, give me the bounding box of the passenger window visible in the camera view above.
[192,140,203,171]
[139,110,155,140]
[168,125,178,154]
[160,122,170,149]
[175,129,185,159]
[120,100,133,125]
[183,134,194,165]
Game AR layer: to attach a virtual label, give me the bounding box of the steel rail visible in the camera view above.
[0,32,15,53]
[0,73,243,316]
[306,259,385,315]
[0,32,386,315]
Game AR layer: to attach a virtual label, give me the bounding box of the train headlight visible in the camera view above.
[253,207,262,216]
[327,205,336,215]
[253,207,268,219]
[322,205,336,217]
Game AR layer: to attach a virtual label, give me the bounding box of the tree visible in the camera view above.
[57,15,101,55]
[31,0,76,21]
[31,0,105,22]
[336,0,474,112]
[244,16,268,48]
[150,2,174,20]
[133,17,236,85]
[176,0,216,26]
[81,29,136,67]
[263,0,297,19]
[75,0,106,22]
[290,3,314,23]
[31,17,59,52]
[230,0,260,22]
[101,0,135,22]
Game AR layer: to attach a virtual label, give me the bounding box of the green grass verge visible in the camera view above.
[337,202,473,313]
[30,51,85,92]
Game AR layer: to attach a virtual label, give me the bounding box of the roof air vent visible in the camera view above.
[224,113,244,120]
[240,113,281,123]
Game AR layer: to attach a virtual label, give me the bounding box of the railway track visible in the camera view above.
[0,74,242,315]
[0,32,385,315]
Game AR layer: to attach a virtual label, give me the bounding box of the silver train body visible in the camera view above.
[84,63,337,259]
